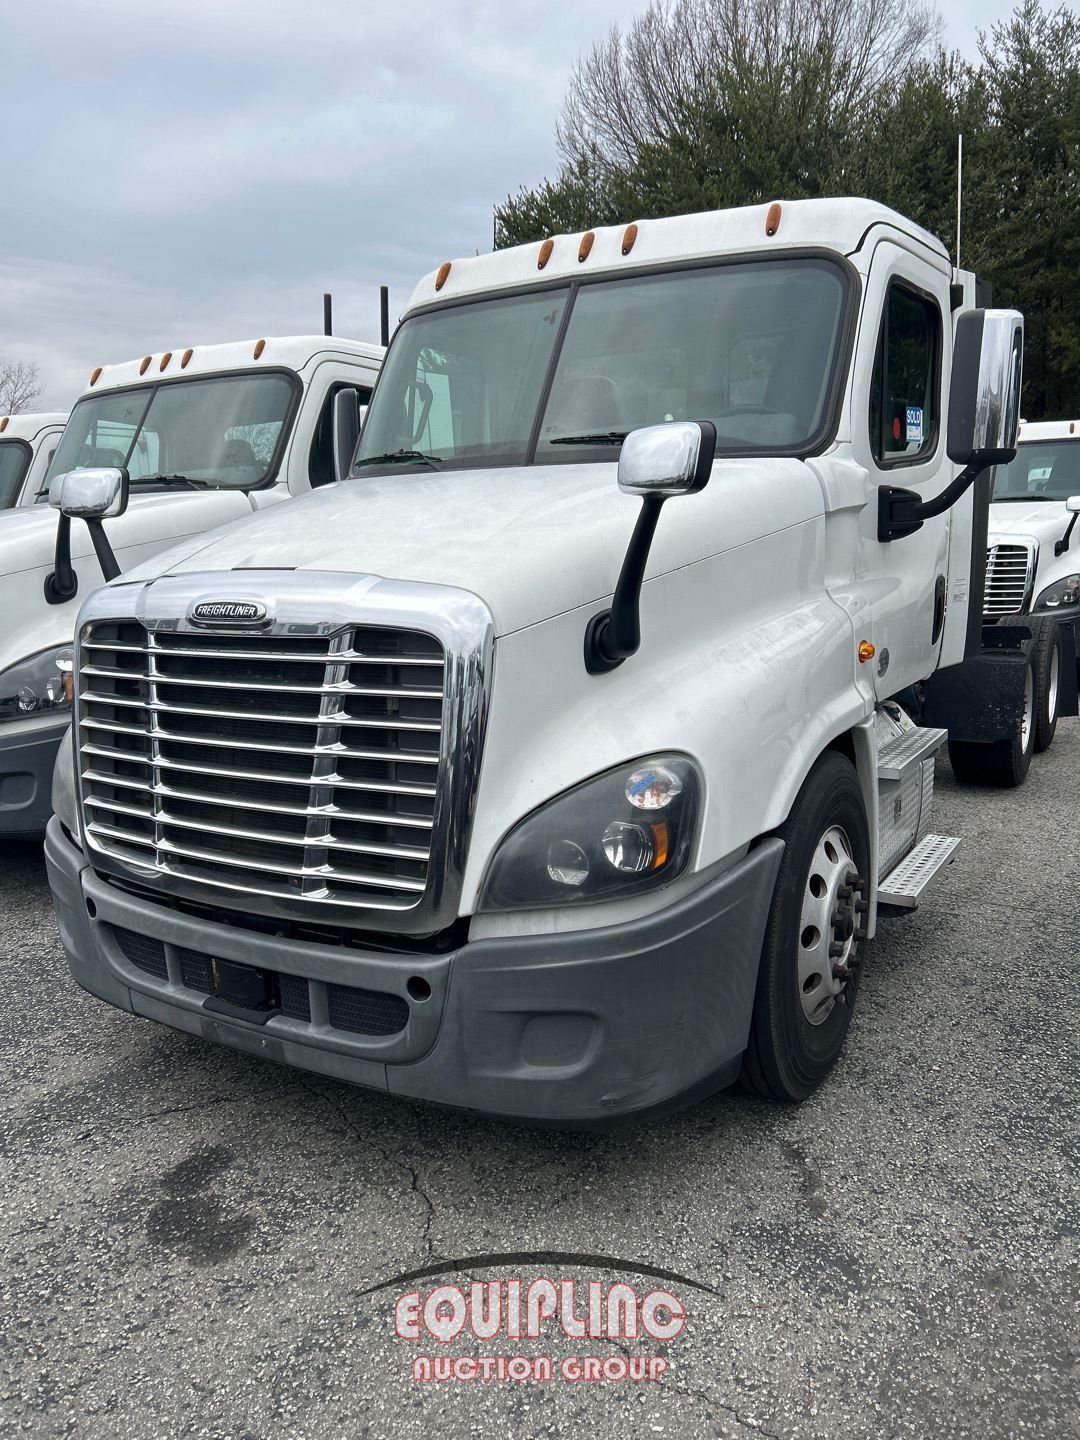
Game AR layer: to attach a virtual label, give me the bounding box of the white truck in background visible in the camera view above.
[0,336,382,838]
[976,418,1080,753]
[45,199,1056,1123]
[0,411,68,509]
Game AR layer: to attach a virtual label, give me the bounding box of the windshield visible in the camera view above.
[0,440,31,508]
[354,257,850,473]
[993,440,1080,502]
[46,371,298,491]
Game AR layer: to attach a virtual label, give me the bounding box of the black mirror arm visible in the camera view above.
[44,513,78,605]
[86,518,121,582]
[584,495,665,674]
[878,463,982,542]
[1055,514,1079,558]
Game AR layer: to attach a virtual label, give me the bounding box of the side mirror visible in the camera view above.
[44,467,128,601]
[48,466,129,519]
[1067,497,1080,513]
[947,309,1024,468]
[617,420,715,498]
[1054,496,1080,558]
[586,421,716,674]
[332,388,361,484]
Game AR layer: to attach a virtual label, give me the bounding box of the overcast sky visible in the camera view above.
[1,0,1024,410]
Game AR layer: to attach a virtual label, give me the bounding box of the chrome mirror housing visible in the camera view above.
[947,310,1024,468]
[617,421,716,498]
[48,467,129,519]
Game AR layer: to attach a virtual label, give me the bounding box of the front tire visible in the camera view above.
[740,751,870,1102]
[948,650,1036,786]
[1033,620,1062,753]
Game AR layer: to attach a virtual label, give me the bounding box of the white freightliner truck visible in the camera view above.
[975,418,1080,754]
[0,336,382,837]
[0,411,68,509]
[45,199,1050,1123]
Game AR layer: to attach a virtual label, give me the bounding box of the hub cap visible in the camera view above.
[797,825,867,1026]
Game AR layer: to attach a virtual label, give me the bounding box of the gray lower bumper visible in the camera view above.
[0,724,67,839]
[46,819,783,1127]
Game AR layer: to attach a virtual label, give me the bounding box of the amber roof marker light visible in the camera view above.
[578,231,595,263]
[89,367,102,387]
[537,239,554,270]
[253,339,266,359]
[139,356,152,375]
[0,417,7,433]
[181,349,194,369]
[766,203,783,237]
[159,351,173,372]
[435,262,452,291]
[621,223,638,256]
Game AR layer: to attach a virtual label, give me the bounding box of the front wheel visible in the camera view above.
[740,751,870,1102]
[1034,620,1062,753]
[948,650,1036,786]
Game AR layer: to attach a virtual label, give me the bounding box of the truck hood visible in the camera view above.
[989,500,1075,551]
[120,461,823,636]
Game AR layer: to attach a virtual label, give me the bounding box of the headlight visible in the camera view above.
[0,646,74,725]
[478,756,701,912]
[1034,575,1080,610]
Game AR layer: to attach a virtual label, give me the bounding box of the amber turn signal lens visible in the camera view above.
[858,641,876,663]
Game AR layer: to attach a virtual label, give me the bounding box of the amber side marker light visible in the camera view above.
[578,231,595,263]
[651,822,669,868]
[139,356,152,375]
[858,641,876,663]
[435,262,452,291]
[181,349,194,369]
[537,239,554,270]
[621,223,638,256]
[159,351,173,371]
[766,202,782,236]
[89,367,102,387]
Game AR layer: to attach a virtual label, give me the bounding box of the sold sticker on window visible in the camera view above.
[906,406,924,444]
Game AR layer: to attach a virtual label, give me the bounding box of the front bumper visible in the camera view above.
[46,819,783,1127]
[0,721,68,839]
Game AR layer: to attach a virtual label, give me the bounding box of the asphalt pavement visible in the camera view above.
[1,724,1077,1440]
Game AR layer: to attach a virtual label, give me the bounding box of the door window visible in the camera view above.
[869,282,941,465]
[309,384,373,487]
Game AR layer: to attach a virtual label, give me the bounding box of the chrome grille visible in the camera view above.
[77,620,447,916]
[984,543,1036,616]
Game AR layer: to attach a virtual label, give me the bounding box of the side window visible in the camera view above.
[309,384,372,487]
[869,282,941,465]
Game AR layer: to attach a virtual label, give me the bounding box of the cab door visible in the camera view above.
[849,241,952,697]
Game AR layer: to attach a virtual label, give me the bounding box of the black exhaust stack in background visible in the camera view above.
[380,286,390,348]
[323,293,333,336]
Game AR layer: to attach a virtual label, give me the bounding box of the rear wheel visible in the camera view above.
[740,751,870,1102]
[948,651,1036,786]
[1033,620,1062,753]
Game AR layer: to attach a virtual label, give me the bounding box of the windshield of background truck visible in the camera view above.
[993,440,1080,501]
[354,257,849,472]
[0,440,31,507]
[46,372,297,491]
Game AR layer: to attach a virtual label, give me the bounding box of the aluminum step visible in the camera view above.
[877,726,949,782]
[878,833,961,909]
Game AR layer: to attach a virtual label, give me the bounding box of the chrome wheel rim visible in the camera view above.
[797,824,866,1026]
[1022,662,1034,751]
[1047,644,1060,726]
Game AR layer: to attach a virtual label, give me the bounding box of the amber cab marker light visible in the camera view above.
[537,239,554,270]
[0,417,7,433]
[1072,422,1076,434]
[765,202,782,236]
[621,223,638,256]
[139,356,152,375]
[578,231,595,263]
[89,367,102,387]
[181,349,194,369]
[435,262,452,291]
[858,640,876,663]
[159,351,173,372]
[253,339,266,359]
[651,822,669,869]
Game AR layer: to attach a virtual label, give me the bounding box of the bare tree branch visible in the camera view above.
[0,359,45,415]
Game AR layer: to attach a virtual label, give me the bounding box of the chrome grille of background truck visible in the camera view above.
[72,575,493,934]
[983,542,1036,616]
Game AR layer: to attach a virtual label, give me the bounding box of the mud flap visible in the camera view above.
[922,625,1036,742]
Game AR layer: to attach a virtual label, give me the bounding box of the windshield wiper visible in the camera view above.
[354,450,443,471]
[548,431,630,446]
[131,473,211,490]
[992,493,1054,502]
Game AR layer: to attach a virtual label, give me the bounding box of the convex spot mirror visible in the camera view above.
[48,466,129,520]
[947,309,1024,469]
[618,420,717,498]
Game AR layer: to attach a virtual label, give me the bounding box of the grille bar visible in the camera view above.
[83,693,441,732]
[84,641,443,667]
[80,717,439,764]
[82,749,437,797]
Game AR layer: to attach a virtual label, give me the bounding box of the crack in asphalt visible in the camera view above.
[294,1077,437,1257]
[605,1332,782,1438]
[71,1095,243,1141]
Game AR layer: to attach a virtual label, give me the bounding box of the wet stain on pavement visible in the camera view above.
[146,1145,254,1265]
